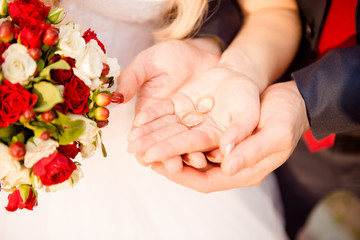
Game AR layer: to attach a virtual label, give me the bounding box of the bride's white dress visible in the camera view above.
[0,1,288,239]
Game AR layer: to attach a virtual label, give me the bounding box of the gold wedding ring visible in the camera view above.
[180,111,205,128]
[195,95,215,113]
[180,96,215,128]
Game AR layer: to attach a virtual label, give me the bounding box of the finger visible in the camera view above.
[151,162,213,193]
[133,100,174,126]
[205,149,223,163]
[134,153,151,167]
[221,124,286,176]
[163,155,183,173]
[127,122,188,155]
[115,55,148,103]
[128,115,179,142]
[182,152,208,169]
[151,162,261,193]
[144,123,219,162]
[219,112,259,156]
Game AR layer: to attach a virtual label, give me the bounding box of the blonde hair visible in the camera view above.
[154,0,210,41]
[44,0,210,41]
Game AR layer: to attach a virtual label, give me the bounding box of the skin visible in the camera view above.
[115,0,303,191]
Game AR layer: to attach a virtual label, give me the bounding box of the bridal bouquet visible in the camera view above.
[0,0,121,212]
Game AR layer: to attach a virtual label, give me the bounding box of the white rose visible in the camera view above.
[1,44,37,85]
[72,67,92,87]
[106,57,121,78]
[67,113,99,158]
[45,167,83,192]
[2,165,31,188]
[73,68,102,90]
[67,113,99,143]
[0,143,20,180]
[24,137,59,168]
[75,40,104,79]
[56,23,86,59]
[78,137,98,159]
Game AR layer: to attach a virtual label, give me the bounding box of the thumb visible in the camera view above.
[115,51,154,103]
[221,122,288,176]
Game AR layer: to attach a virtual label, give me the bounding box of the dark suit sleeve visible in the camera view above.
[196,0,242,50]
[292,46,360,139]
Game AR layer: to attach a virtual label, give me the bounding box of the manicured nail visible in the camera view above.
[111,92,124,103]
[224,142,235,156]
[228,157,243,176]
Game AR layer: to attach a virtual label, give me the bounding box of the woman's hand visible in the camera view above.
[150,81,310,192]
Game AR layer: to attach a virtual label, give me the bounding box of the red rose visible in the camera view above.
[0,42,10,64]
[18,18,50,49]
[5,187,38,212]
[83,29,106,53]
[33,152,77,186]
[57,142,80,159]
[63,75,90,114]
[8,0,50,25]
[54,102,69,115]
[0,80,37,128]
[50,55,76,85]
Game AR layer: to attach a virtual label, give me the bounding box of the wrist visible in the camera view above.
[218,54,269,93]
[286,80,310,133]
[187,37,222,56]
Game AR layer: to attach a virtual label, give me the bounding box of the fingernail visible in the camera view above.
[142,156,153,163]
[111,92,124,103]
[224,142,235,156]
[133,113,145,127]
[228,157,243,176]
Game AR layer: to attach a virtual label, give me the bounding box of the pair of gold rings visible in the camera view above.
[180,95,215,128]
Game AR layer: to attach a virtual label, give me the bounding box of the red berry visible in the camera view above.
[40,131,50,141]
[0,20,14,43]
[110,92,124,104]
[41,110,56,122]
[9,142,26,160]
[96,119,109,128]
[28,48,42,60]
[95,93,111,107]
[101,63,110,76]
[23,109,36,121]
[42,28,59,46]
[94,107,109,121]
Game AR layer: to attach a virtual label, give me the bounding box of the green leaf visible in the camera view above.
[39,59,71,80]
[98,130,107,157]
[0,125,18,142]
[58,120,86,145]
[36,58,45,73]
[32,81,63,112]
[10,132,25,144]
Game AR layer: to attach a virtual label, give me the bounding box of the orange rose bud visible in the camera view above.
[95,93,111,107]
[42,28,59,46]
[94,107,109,121]
[0,20,14,43]
[9,142,26,160]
